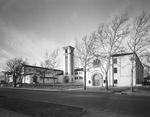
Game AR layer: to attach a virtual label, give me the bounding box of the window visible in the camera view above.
[79,76,83,79]
[65,49,68,53]
[89,80,91,84]
[75,77,78,80]
[104,80,105,83]
[75,72,78,75]
[93,59,100,66]
[114,68,117,73]
[114,79,118,84]
[113,58,117,64]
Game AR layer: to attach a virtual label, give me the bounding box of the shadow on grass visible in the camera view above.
[0,98,83,117]
[110,87,130,93]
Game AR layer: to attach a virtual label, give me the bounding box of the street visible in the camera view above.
[0,88,150,117]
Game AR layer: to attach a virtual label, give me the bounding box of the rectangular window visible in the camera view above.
[114,79,118,84]
[104,80,105,83]
[65,49,68,53]
[75,72,78,75]
[113,58,117,64]
[114,68,117,73]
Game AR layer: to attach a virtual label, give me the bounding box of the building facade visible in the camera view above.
[62,46,144,87]
[4,64,63,85]
[63,46,75,83]
[85,53,144,87]
[74,68,84,84]
[22,64,64,84]
[2,46,144,87]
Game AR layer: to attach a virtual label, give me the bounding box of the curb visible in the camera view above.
[73,109,86,117]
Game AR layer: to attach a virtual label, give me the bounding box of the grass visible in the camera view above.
[0,98,83,117]
[4,83,83,90]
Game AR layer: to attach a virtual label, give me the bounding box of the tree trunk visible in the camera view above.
[20,74,23,87]
[83,70,86,90]
[13,74,16,87]
[14,78,17,87]
[112,57,114,87]
[130,54,134,92]
[131,68,133,92]
[53,76,55,88]
[43,73,45,85]
[105,71,109,91]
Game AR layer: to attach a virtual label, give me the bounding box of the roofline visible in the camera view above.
[111,52,143,68]
[74,68,83,71]
[63,45,75,50]
[111,52,135,57]
[143,64,150,68]
[22,64,63,72]
[40,77,58,79]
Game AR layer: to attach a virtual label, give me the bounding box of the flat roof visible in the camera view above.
[23,64,63,72]
[63,45,74,50]
[111,53,134,57]
[74,68,83,71]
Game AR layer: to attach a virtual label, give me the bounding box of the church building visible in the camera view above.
[63,46,144,87]
[2,45,144,87]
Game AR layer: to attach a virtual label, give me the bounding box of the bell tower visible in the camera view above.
[63,46,74,82]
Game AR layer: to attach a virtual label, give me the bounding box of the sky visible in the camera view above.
[0,0,150,71]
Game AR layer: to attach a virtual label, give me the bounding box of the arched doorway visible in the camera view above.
[92,73,103,86]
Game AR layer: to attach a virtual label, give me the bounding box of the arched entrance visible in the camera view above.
[92,73,103,86]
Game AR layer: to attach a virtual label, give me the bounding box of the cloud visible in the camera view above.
[0,18,62,71]
[70,12,79,21]
[0,0,17,12]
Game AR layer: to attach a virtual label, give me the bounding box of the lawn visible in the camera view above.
[0,97,83,117]
[4,83,83,90]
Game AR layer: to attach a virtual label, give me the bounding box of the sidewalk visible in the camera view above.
[2,86,150,97]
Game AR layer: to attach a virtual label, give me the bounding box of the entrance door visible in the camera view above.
[93,74,103,86]
[64,76,69,83]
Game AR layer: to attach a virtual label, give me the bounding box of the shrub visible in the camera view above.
[0,80,7,84]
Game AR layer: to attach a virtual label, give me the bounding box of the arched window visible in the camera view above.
[93,59,100,67]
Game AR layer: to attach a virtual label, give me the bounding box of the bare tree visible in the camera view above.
[92,12,129,90]
[128,11,150,92]
[48,48,60,88]
[75,35,94,90]
[4,57,28,87]
[39,51,50,85]
[38,49,60,87]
